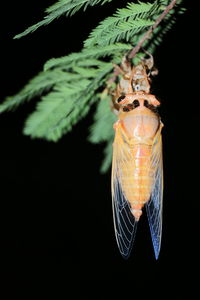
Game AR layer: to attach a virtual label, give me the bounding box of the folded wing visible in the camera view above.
[111,126,137,259]
[146,126,163,259]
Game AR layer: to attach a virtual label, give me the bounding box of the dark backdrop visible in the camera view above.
[1,0,199,297]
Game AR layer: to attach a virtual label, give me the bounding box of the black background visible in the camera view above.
[1,0,199,297]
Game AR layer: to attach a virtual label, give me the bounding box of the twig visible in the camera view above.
[128,0,177,59]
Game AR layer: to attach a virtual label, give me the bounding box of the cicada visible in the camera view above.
[111,56,163,259]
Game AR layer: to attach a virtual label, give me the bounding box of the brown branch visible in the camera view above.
[128,0,177,59]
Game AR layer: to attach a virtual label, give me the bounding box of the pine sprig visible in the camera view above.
[14,0,113,39]
[0,69,76,112]
[89,94,117,144]
[0,56,114,114]
[100,139,113,173]
[92,18,155,47]
[88,93,117,172]
[23,80,90,140]
[44,43,132,70]
[84,2,161,47]
[23,62,113,141]
[45,0,112,15]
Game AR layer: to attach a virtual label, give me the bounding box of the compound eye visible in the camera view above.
[117,95,126,103]
[134,84,140,91]
[133,99,140,107]
[144,99,149,107]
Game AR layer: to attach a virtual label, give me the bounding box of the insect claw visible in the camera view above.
[141,48,154,70]
[112,63,126,76]
[151,67,159,76]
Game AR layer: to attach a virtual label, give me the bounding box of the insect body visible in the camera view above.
[111,58,163,259]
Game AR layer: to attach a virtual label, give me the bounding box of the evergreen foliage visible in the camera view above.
[84,2,159,47]
[14,0,113,39]
[1,0,185,172]
[88,93,117,172]
[44,43,133,70]
[24,62,113,141]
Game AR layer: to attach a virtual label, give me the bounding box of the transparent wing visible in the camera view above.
[111,126,137,259]
[146,126,163,259]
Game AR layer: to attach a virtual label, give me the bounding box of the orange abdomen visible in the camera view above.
[120,144,153,206]
[119,106,159,219]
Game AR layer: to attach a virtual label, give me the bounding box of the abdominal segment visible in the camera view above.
[120,144,153,219]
